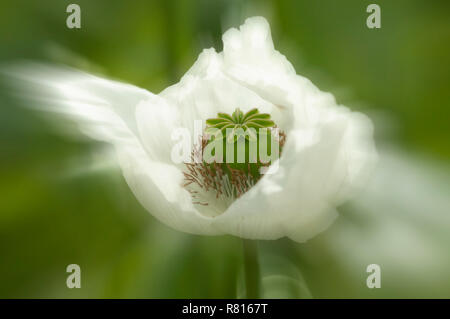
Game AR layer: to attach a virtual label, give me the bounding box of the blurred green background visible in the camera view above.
[0,0,449,298]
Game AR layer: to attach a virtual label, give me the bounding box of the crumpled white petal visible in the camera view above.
[159,48,281,136]
[222,16,297,108]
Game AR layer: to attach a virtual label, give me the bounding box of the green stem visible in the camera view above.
[242,239,260,299]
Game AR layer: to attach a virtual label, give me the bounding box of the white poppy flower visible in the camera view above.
[5,16,377,242]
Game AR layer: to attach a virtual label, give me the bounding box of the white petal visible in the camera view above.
[135,95,184,165]
[213,110,376,242]
[222,16,298,109]
[116,142,220,235]
[221,16,339,132]
[3,63,220,235]
[321,150,450,289]
[2,63,150,143]
[159,48,283,133]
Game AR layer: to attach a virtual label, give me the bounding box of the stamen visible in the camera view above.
[183,130,286,206]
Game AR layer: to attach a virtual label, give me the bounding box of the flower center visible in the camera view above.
[183,108,286,213]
